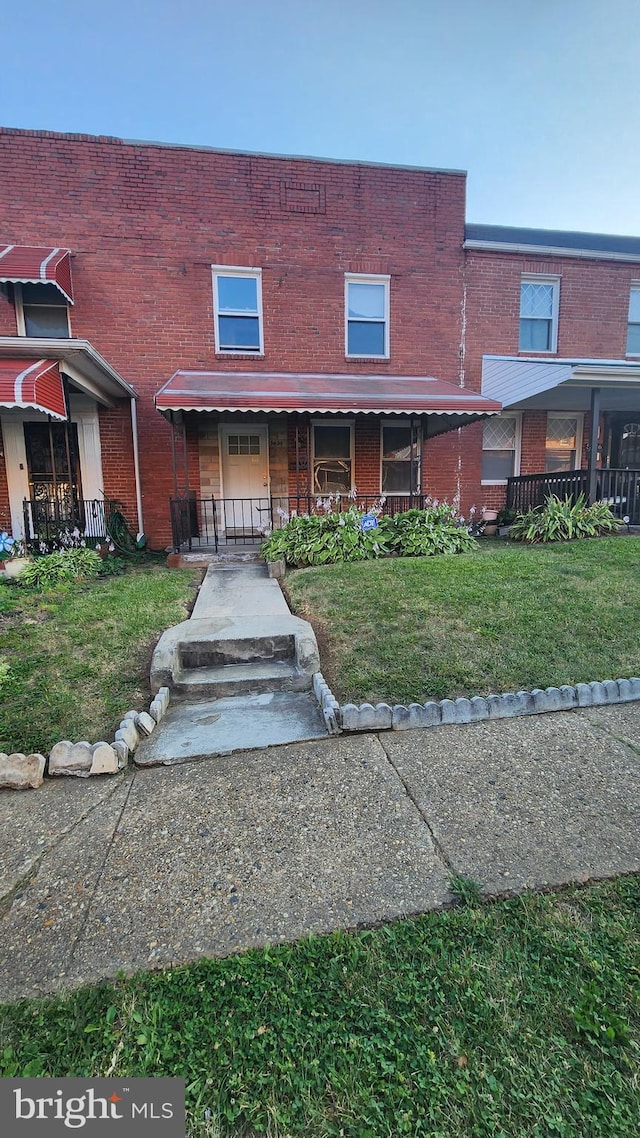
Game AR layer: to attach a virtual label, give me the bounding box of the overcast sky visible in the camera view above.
[2,0,640,235]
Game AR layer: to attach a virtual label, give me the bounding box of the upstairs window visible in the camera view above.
[545,415,581,472]
[381,423,420,493]
[345,275,389,357]
[16,283,70,338]
[626,287,640,354]
[482,415,521,482]
[519,276,559,352]
[212,268,263,353]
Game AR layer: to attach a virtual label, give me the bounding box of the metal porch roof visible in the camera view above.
[155,370,501,423]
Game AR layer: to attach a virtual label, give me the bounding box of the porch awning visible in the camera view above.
[0,358,67,419]
[155,370,501,428]
[482,355,640,411]
[0,245,74,303]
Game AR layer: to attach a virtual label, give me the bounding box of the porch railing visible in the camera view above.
[23,497,116,545]
[506,468,640,523]
[170,493,435,551]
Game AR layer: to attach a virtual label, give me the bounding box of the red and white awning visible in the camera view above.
[0,358,67,419]
[0,245,74,303]
[156,370,501,427]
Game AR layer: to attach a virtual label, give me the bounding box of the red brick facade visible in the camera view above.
[1,127,639,545]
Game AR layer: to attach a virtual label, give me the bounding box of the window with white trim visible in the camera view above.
[519,276,559,352]
[15,283,70,338]
[345,274,389,357]
[626,287,640,354]
[545,415,582,472]
[312,422,353,494]
[212,267,263,353]
[381,423,420,493]
[482,415,520,482]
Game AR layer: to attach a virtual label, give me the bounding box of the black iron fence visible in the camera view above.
[170,493,436,551]
[23,497,115,545]
[506,468,640,522]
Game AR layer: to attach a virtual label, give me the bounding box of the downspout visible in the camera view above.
[130,396,144,536]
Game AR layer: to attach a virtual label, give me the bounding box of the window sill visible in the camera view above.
[517,349,557,356]
[215,351,265,358]
[345,355,390,362]
[481,480,509,486]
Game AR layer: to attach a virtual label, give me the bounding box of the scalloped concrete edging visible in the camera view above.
[0,687,171,790]
[338,678,640,732]
[312,672,341,734]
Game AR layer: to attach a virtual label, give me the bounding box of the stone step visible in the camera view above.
[174,659,311,699]
[180,634,295,670]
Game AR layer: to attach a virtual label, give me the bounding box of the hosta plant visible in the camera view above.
[18,548,103,588]
[390,506,478,557]
[510,494,620,544]
[262,506,392,567]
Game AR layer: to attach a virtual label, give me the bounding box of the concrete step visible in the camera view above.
[174,659,311,699]
[180,633,295,670]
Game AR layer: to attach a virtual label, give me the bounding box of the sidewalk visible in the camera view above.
[1,701,639,1003]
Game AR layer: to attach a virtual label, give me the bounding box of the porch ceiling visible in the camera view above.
[482,355,640,411]
[155,369,501,429]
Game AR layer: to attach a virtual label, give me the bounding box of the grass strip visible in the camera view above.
[1,877,638,1136]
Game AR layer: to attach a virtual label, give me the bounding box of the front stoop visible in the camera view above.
[150,614,320,700]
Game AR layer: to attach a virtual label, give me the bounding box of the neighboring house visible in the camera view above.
[0,128,639,550]
[464,225,640,519]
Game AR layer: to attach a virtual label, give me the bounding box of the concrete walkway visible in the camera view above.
[1,702,639,1002]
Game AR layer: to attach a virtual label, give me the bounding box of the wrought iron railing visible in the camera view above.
[170,493,435,551]
[23,497,115,545]
[506,468,640,522]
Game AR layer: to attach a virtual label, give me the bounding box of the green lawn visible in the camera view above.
[284,537,640,705]
[1,877,639,1137]
[0,561,200,755]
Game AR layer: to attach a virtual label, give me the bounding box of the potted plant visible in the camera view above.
[0,532,31,579]
[481,506,499,536]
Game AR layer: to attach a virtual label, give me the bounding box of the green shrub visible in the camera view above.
[510,494,620,544]
[19,548,103,588]
[262,501,476,567]
[262,506,392,567]
[390,505,478,557]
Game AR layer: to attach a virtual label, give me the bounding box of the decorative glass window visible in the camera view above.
[345,275,389,357]
[481,416,520,482]
[313,423,352,494]
[545,415,580,472]
[626,288,640,354]
[227,434,261,456]
[381,424,420,493]
[18,283,70,338]
[212,268,263,353]
[519,276,559,352]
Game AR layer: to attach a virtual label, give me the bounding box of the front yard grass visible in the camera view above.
[1,876,639,1136]
[0,561,200,755]
[284,536,640,705]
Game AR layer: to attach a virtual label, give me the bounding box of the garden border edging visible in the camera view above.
[338,678,640,732]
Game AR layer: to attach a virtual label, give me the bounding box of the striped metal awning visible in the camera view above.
[0,245,74,303]
[156,370,502,423]
[0,358,67,419]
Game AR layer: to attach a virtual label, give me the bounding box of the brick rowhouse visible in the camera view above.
[2,127,640,546]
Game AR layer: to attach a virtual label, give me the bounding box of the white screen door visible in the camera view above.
[219,425,270,534]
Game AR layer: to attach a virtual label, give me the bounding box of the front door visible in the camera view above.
[219,424,270,536]
[607,415,640,468]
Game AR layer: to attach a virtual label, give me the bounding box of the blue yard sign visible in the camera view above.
[360,513,378,532]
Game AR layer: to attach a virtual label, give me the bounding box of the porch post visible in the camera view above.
[587,387,601,504]
[61,378,77,519]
